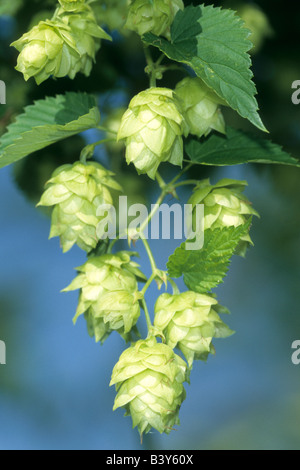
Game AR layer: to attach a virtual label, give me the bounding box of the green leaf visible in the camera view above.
[0,92,100,169]
[143,5,266,132]
[167,222,251,293]
[185,127,300,167]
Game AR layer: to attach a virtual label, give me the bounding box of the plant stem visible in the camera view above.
[141,272,157,296]
[141,299,153,331]
[139,232,158,273]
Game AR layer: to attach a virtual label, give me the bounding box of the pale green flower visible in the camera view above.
[11,4,111,84]
[189,178,260,256]
[110,336,188,436]
[154,292,233,367]
[125,0,184,38]
[38,162,122,253]
[58,4,112,77]
[58,0,86,12]
[175,77,227,138]
[118,87,184,179]
[63,252,146,343]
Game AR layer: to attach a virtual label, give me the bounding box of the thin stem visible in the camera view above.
[93,137,116,147]
[141,299,153,331]
[143,45,157,88]
[167,277,181,295]
[141,272,157,296]
[107,235,121,254]
[139,232,157,273]
[173,179,200,189]
[139,190,167,234]
[156,171,167,190]
[96,125,117,134]
[169,161,194,187]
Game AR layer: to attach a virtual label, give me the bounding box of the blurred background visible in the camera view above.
[1,0,300,450]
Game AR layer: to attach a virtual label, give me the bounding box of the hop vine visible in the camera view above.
[1,0,296,441]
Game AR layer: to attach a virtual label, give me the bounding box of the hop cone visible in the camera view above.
[189,178,259,256]
[38,162,122,253]
[63,252,146,343]
[58,0,86,12]
[125,0,184,37]
[118,88,184,179]
[96,0,129,32]
[154,292,233,367]
[175,77,227,138]
[110,336,188,436]
[11,5,111,84]
[58,3,112,77]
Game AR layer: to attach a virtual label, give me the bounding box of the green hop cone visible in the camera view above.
[154,292,233,368]
[58,3,112,77]
[11,4,111,84]
[37,161,122,253]
[175,77,227,138]
[58,0,86,12]
[110,336,189,436]
[125,0,183,38]
[63,252,146,343]
[189,178,260,256]
[11,20,81,84]
[118,88,184,179]
[96,0,130,32]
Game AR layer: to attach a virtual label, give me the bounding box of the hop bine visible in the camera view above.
[175,77,227,138]
[63,252,146,343]
[110,336,189,436]
[118,87,184,179]
[154,292,233,368]
[125,0,184,38]
[37,161,122,253]
[189,178,260,256]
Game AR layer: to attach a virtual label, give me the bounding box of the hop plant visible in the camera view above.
[110,336,189,436]
[175,77,227,138]
[118,87,184,179]
[58,0,86,12]
[63,252,146,343]
[125,0,184,38]
[57,3,112,78]
[154,292,233,367]
[96,0,130,32]
[11,5,111,84]
[188,178,259,256]
[38,161,122,253]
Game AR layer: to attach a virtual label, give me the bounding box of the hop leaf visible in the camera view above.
[110,336,189,436]
[175,77,227,138]
[154,292,233,367]
[63,252,146,343]
[38,161,122,253]
[126,0,184,38]
[189,178,259,256]
[118,87,184,179]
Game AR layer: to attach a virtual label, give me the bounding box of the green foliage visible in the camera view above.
[185,127,300,167]
[0,93,100,169]
[143,5,266,131]
[167,222,251,293]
